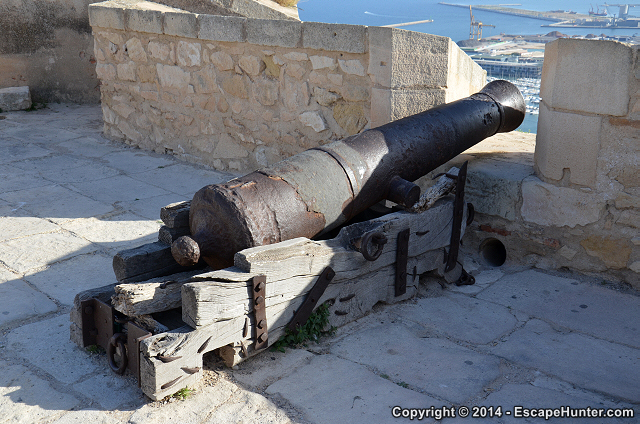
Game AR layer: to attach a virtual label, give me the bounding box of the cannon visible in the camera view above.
[172,80,525,269]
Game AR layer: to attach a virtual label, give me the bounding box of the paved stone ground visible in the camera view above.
[0,104,638,424]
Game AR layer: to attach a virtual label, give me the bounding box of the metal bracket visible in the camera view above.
[445,161,468,272]
[395,229,410,297]
[287,267,335,333]
[252,275,268,351]
[81,298,151,384]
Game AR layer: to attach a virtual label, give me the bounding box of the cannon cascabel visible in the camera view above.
[171,80,526,269]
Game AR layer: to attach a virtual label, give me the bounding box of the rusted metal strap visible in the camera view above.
[252,275,268,351]
[395,229,410,297]
[445,161,468,272]
[287,267,335,333]
[81,298,151,384]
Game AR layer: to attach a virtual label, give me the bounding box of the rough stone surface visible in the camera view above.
[330,323,501,403]
[298,111,327,132]
[392,292,519,344]
[267,355,443,424]
[491,319,640,402]
[521,177,604,228]
[478,269,640,348]
[0,86,32,111]
[0,268,58,328]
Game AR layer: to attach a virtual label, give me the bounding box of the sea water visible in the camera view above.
[298,1,638,134]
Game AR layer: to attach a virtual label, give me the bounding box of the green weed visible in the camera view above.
[272,303,334,352]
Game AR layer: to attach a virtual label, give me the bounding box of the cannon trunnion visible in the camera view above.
[173,80,525,269]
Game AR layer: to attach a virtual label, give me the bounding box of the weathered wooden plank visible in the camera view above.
[183,200,463,328]
[70,283,118,347]
[411,167,457,212]
[158,225,190,245]
[112,241,201,283]
[160,201,190,228]
[111,270,206,317]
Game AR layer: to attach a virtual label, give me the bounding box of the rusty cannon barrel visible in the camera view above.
[172,79,525,268]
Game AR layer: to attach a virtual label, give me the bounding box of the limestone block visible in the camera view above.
[0,86,32,111]
[148,41,170,61]
[367,26,392,88]
[125,8,163,34]
[298,111,326,132]
[303,22,366,54]
[445,40,486,101]
[199,15,245,43]
[389,88,446,121]
[192,67,218,94]
[263,55,280,77]
[210,51,234,71]
[89,3,125,30]
[177,41,201,67]
[282,77,309,111]
[540,39,631,116]
[617,210,640,229]
[213,134,249,158]
[390,29,449,89]
[246,18,302,48]
[137,65,157,83]
[164,11,197,38]
[309,55,335,70]
[125,38,147,63]
[630,261,640,273]
[465,159,534,220]
[96,63,116,81]
[521,176,605,228]
[116,62,136,81]
[615,193,640,209]
[238,55,264,76]
[370,87,391,128]
[231,0,300,21]
[283,52,308,62]
[340,85,368,102]
[333,102,367,135]
[254,77,279,105]
[535,102,602,187]
[338,59,365,76]
[580,236,632,269]
[313,87,341,107]
[156,64,190,90]
[221,74,249,99]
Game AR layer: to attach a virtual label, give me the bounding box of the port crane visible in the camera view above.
[603,3,640,19]
[469,5,495,40]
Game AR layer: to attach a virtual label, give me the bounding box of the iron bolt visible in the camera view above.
[257,333,267,343]
[84,306,93,315]
[257,319,266,329]
[254,282,263,292]
[254,296,264,306]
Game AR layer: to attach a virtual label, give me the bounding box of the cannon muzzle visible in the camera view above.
[172,80,525,268]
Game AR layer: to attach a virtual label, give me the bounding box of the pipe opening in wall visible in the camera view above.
[479,238,506,267]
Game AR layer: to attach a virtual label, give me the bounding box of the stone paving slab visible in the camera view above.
[0,142,52,165]
[490,319,640,403]
[129,163,235,197]
[204,386,297,424]
[50,409,124,424]
[0,184,114,223]
[2,126,82,145]
[448,268,504,295]
[59,213,161,250]
[6,315,101,385]
[55,137,123,158]
[392,292,519,344]
[72,372,146,410]
[68,174,173,205]
[128,379,237,424]
[120,193,189,221]
[22,253,115,306]
[101,151,177,174]
[233,348,315,390]
[478,270,640,348]
[443,383,637,423]
[0,231,98,273]
[10,154,95,174]
[0,164,53,194]
[0,267,58,328]
[266,355,442,424]
[0,359,80,424]
[0,214,60,243]
[329,322,502,404]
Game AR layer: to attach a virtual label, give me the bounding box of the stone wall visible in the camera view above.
[455,39,638,288]
[0,0,296,104]
[89,0,486,171]
[0,0,99,103]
